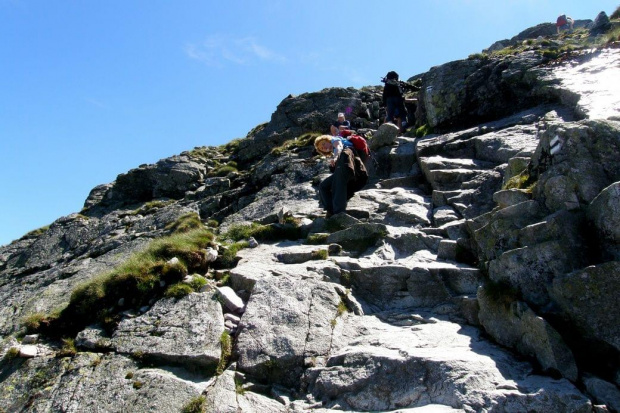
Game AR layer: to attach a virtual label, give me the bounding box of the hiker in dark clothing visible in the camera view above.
[382,71,407,132]
[315,135,364,217]
[330,112,351,136]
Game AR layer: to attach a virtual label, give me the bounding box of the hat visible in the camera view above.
[314,135,333,156]
[337,112,345,118]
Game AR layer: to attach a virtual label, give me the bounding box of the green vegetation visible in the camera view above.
[22,312,49,334]
[311,249,329,260]
[132,200,175,216]
[24,227,215,337]
[187,146,214,161]
[133,380,144,390]
[165,212,204,234]
[305,233,329,245]
[271,132,321,156]
[3,347,19,361]
[182,395,206,413]
[22,225,50,240]
[216,331,232,375]
[415,124,433,138]
[468,52,489,60]
[219,241,249,269]
[336,299,348,317]
[340,271,352,287]
[164,283,194,298]
[503,171,536,192]
[207,219,219,228]
[221,222,302,243]
[207,163,238,178]
[125,371,134,380]
[56,337,77,358]
[235,377,247,395]
[164,276,207,298]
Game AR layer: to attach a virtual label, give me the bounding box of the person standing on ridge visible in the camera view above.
[382,71,407,132]
[556,14,574,34]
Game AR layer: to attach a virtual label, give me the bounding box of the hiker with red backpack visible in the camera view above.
[556,14,574,34]
[314,135,368,218]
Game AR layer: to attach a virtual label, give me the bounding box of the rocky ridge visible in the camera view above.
[1,15,620,413]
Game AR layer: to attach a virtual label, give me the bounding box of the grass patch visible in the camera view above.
[164,276,207,298]
[216,331,232,375]
[182,395,206,413]
[235,377,246,395]
[165,212,204,234]
[56,338,77,358]
[3,347,19,361]
[311,249,329,260]
[503,171,536,192]
[27,228,215,337]
[22,225,50,240]
[164,283,194,298]
[305,233,329,245]
[222,222,301,243]
[218,241,249,269]
[270,132,320,156]
[22,312,49,334]
[207,163,238,178]
[415,124,433,137]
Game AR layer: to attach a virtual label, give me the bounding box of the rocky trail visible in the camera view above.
[1,22,620,412]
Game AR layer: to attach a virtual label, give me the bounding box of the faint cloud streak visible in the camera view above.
[186,34,286,66]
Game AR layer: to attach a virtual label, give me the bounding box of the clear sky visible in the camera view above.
[1,1,617,246]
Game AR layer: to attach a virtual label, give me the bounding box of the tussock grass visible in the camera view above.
[216,331,232,375]
[27,227,215,337]
[222,222,301,243]
[503,171,536,192]
[305,233,329,245]
[165,212,204,234]
[182,396,206,413]
[207,164,238,178]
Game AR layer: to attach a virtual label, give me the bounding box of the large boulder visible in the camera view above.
[235,276,341,386]
[112,292,224,369]
[587,182,620,260]
[417,53,550,131]
[236,87,383,164]
[478,286,578,381]
[532,120,620,210]
[590,12,611,36]
[550,262,620,353]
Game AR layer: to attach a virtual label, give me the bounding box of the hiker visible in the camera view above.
[382,71,407,132]
[330,112,351,136]
[556,14,574,34]
[315,135,367,217]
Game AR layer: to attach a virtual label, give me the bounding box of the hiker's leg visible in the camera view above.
[331,158,352,214]
[319,175,334,214]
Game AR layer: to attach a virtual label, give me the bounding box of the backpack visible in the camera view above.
[340,131,371,162]
[557,14,567,26]
[348,151,369,196]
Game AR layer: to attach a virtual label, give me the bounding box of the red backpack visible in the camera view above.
[339,129,371,161]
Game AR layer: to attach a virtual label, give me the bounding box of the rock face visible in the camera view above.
[2,18,620,413]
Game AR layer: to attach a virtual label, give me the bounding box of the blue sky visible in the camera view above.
[1,1,617,246]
